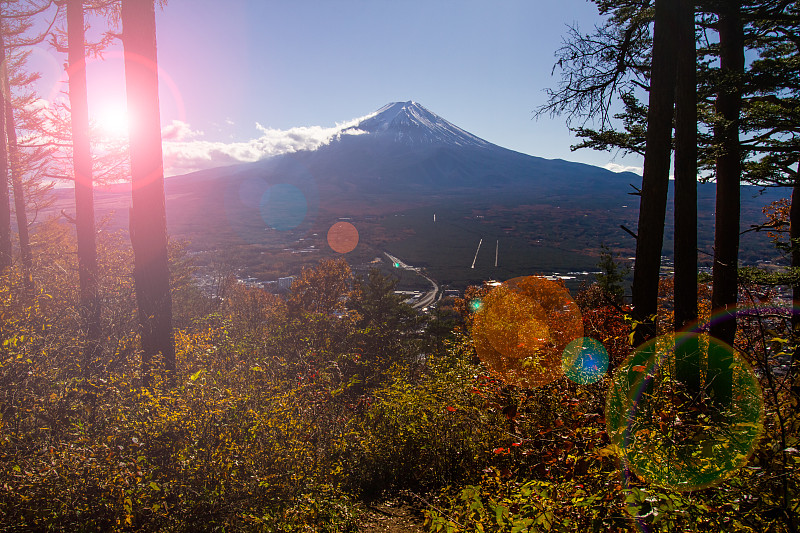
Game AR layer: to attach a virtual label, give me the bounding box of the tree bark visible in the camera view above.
[791,172,800,333]
[790,171,800,400]
[122,0,175,385]
[709,1,744,404]
[67,0,101,376]
[673,0,700,392]
[673,0,698,333]
[709,2,744,348]
[0,17,11,272]
[631,0,679,346]
[4,82,32,290]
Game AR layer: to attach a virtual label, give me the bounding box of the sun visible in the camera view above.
[93,105,130,139]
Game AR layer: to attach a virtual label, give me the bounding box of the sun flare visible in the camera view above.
[94,106,130,139]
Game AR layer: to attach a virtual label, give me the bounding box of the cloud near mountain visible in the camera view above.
[161,115,371,176]
[602,162,643,175]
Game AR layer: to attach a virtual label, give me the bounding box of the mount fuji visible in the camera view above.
[274,100,637,195]
[341,101,491,148]
[72,101,776,285]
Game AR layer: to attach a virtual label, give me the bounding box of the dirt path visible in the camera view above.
[357,498,428,533]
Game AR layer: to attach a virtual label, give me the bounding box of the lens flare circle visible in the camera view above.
[260,184,308,231]
[471,276,583,388]
[606,332,764,491]
[327,221,359,253]
[562,337,609,384]
[223,159,320,243]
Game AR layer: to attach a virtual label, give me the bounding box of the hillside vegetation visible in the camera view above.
[0,225,796,532]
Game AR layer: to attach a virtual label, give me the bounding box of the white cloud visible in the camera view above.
[161,112,374,176]
[603,162,643,175]
[162,120,203,141]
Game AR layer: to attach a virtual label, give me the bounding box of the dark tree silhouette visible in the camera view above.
[672,0,701,393]
[630,0,678,345]
[122,0,175,384]
[67,0,101,376]
[709,1,745,349]
[673,0,698,333]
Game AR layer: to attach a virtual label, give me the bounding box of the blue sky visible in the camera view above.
[32,0,644,176]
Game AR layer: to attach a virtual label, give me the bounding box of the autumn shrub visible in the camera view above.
[424,470,765,532]
[1,255,448,530]
[0,254,363,531]
[341,337,506,497]
[0,318,363,531]
[424,277,798,533]
[422,374,778,533]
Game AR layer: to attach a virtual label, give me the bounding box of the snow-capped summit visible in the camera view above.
[344,101,490,148]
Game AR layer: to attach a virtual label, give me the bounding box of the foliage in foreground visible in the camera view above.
[0,242,499,531]
[0,235,798,531]
[425,279,799,533]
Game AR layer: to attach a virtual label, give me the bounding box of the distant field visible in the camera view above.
[377,204,599,288]
[42,178,785,294]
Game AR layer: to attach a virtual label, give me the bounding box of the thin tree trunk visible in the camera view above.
[4,82,32,291]
[673,0,699,392]
[790,170,800,400]
[122,0,175,385]
[709,2,743,346]
[67,0,101,376]
[0,18,11,272]
[631,0,679,346]
[709,1,744,403]
[673,0,698,332]
[791,171,800,333]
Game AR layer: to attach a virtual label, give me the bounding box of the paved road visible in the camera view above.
[383,252,440,310]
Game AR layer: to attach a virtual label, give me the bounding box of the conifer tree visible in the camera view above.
[541,1,797,349]
[3,68,33,290]
[0,0,59,285]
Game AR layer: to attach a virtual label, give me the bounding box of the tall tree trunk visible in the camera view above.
[673,0,699,392]
[710,2,744,347]
[67,0,101,376]
[631,0,679,346]
[791,171,800,333]
[673,0,698,332]
[4,80,32,290]
[122,0,175,385]
[0,18,11,272]
[709,1,744,403]
[790,170,800,400]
